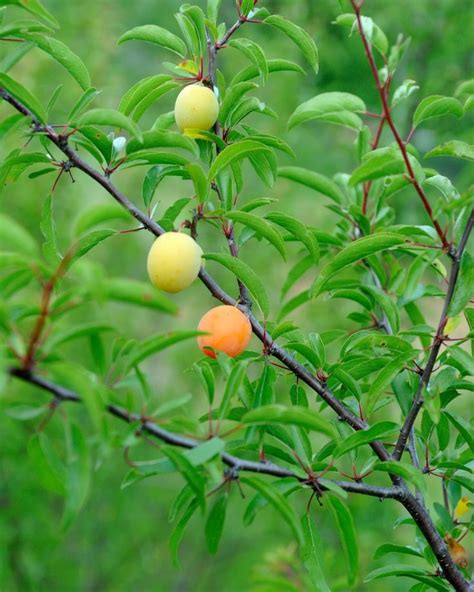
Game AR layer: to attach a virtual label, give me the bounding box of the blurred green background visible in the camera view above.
[0,1,472,590]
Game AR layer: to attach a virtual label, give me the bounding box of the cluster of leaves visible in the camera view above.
[0,0,472,590]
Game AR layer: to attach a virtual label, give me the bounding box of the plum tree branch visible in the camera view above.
[393,208,474,461]
[350,0,450,250]
[8,366,400,500]
[1,86,471,591]
[0,86,390,461]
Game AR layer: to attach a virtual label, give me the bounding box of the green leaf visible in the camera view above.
[126,130,196,156]
[68,87,100,122]
[203,252,270,317]
[62,422,91,530]
[301,514,331,592]
[265,15,318,73]
[127,330,203,368]
[28,433,65,494]
[413,95,464,128]
[227,210,286,261]
[205,494,228,554]
[0,0,58,28]
[448,252,474,317]
[365,565,451,591]
[19,34,90,90]
[0,213,37,254]
[103,278,178,314]
[40,193,60,265]
[231,58,305,85]
[335,422,400,458]
[374,461,427,494]
[334,14,388,55]
[169,497,198,567]
[278,166,344,203]
[266,212,319,264]
[161,446,205,509]
[208,140,271,181]
[289,92,365,130]
[46,323,114,351]
[219,82,257,125]
[229,38,268,83]
[365,350,415,417]
[242,404,337,439]
[444,412,474,452]
[77,109,142,142]
[425,140,474,162]
[119,74,170,115]
[0,72,46,122]
[350,147,414,185]
[327,496,359,586]
[373,544,423,560]
[218,362,248,420]
[312,233,406,295]
[186,163,209,204]
[241,476,303,545]
[185,438,225,466]
[74,203,130,235]
[65,229,116,272]
[118,24,187,57]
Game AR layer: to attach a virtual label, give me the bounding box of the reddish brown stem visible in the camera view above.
[351,1,449,249]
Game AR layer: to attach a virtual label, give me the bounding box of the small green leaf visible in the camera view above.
[218,362,248,420]
[65,229,116,272]
[266,212,319,263]
[278,166,344,203]
[289,92,365,130]
[231,58,305,85]
[219,82,257,125]
[118,24,187,57]
[0,0,58,28]
[169,497,198,567]
[126,130,197,156]
[301,514,331,592]
[448,252,474,317]
[227,210,286,260]
[327,496,359,587]
[62,422,91,530]
[127,330,203,368]
[364,350,416,416]
[373,544,423,560]
[335,422,400,458]
[208,140,271,181]
[0,72,46,122]
[77,109,143,141]
[40,193,60,265]
[161,446,205,509]
[19,34,90,90]
[103,278,178,314]
[241,476,304,545]
[203,252,270,316]
[350,147,416,185]
[425,140,474,162]
[413,95,464,128]
[374,461,427,494]
[185,438,225,466]
[229,38,268,83]
[186,163,209,204]
[242,404,337,439]
[265,15,318,73]
[312,233,406,295]
[205,493,228,554]
[68,87,100,122]
[334,14,388,55]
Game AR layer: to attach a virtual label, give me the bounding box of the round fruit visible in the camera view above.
[197,305,252,358]
[147,232,203,293]
[174,84,219,134]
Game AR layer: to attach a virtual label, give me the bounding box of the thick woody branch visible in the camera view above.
[8,367,399,500]
[393,209,474,461]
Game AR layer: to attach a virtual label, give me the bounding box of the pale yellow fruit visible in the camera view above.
[174,84,219,134]
[147,232,203,293]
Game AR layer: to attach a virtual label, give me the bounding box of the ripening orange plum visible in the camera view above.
[197,305,252,358]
